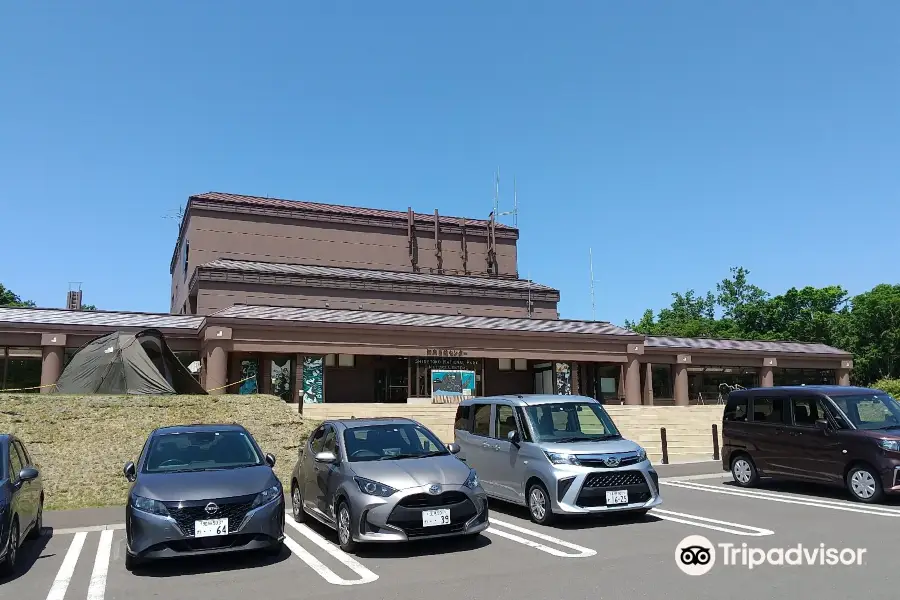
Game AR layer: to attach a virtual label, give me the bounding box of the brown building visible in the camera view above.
[0,191,854,406]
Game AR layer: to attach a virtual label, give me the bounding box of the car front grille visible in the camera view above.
[583,471,646,488]
[387,493,477,537]
[398,491,470,508]
[578,455,643,469]
[164,494,255,537]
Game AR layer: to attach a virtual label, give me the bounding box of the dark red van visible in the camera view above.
[722,385,900,503]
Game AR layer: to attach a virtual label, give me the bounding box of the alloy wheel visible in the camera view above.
[5,522,18,574]
[529,488,547,521]
[733,459,753,484]
[292,488,302,519]
[850,470,877,500]
[338,506,351,546]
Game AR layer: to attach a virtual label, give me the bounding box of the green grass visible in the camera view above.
[0,394,318,511]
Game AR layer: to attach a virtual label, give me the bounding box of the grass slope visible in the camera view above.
[0,394,317,511]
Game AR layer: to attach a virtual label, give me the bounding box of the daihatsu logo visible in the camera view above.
[604,456,621,467]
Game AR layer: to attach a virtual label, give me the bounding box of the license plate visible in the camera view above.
[195,518,229,537]
[606,490,629,505]
[422,509,451,527]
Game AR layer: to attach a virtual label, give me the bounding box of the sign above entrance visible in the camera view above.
[426,348,467,357]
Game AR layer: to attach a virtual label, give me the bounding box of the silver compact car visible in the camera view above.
[123,424,285,570]
[289,418,488,553]
[454,395,662,525]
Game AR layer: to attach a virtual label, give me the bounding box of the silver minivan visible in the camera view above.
[454,394,662,524]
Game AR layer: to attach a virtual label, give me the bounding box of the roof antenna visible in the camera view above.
[527,270,533,318]
[589,247,596,321]
[494,170,518,227]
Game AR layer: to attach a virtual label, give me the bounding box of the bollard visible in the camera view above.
[712,423,720,461]
[660,427,669,465]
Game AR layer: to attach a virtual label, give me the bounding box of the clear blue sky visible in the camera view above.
[2,2,898,326]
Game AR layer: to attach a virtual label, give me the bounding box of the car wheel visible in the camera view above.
[0,520,19,576]
[336,501,358,553]
[291,483,305,523]
[731,455,759,488]
[846,465,884,504]
[27,498,43,540]
[526,482,555,525]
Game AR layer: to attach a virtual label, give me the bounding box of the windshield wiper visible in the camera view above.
[378,453,421,461]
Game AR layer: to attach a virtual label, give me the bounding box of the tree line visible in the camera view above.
[625,267,899,386]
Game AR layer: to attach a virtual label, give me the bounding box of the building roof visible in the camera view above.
[197,259,558,293]
[0,306,204,331]
[211,305,640,337]
[190,192,515,230]
[646,335,852,356]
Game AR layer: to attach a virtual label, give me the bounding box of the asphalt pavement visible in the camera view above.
[6,459,898,600]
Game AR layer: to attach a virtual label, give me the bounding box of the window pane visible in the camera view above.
[752,397,785,424]
[9,442,24,478]
[454,405,471,431]
[4,347,42,392]
[472,404,491,437]
[791,397,827,427]
[724,396,749,422]
[495,405,516,440]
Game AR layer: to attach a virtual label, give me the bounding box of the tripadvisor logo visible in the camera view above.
[675,535,867,575]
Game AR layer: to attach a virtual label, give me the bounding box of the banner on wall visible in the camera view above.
[555,362,572,395]
[431,369,476,399]
[239,359,259,394]
[302,356,324,403]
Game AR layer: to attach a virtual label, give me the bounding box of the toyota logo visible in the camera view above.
[603,456,621,467]
[205,502,219,514]
[427,484,442,495]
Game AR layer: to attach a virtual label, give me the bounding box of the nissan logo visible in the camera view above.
[427,484,442,495]
[603,456,621,467]
[205,502,219,514]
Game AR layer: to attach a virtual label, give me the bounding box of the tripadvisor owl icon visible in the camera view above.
[676,535,716,576]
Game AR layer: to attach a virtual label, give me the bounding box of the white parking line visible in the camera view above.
[46,531,87,600]
[663,480,900,517]
[486,518,597,558]
[86,529,114,600]
[284,518,378,585]
[648,508,774,536]
[51,524,125,536]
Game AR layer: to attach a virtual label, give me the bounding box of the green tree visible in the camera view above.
[843,284,900,384]
[0,284,36,307]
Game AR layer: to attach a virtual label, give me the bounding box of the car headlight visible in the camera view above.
[251,485,282,509]
[464,469,479,490]
[879,439,900,452]
[354,477,397,497]
[131,494,169,516]
[544,451,580,466]
[636,446,648,462]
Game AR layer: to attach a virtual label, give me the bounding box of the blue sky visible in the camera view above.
[2,2,898,326]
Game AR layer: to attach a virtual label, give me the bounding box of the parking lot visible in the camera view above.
[4,462,898,600]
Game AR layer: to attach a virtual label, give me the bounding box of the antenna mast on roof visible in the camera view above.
[492,168,518,228]
[589,248,596,321]
[527,270,533,318]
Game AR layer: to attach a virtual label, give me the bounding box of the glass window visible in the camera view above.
[829,393,900,430]
[723,396,749,422]
[454,405,471,431]
[515,407,534,442]
[2,347,42,392]
[495,405,517,440]
[651,365,673,398]
[522,402,620,442]
[142,430,262,473]
[791,396,828,427]
[752,397,785,424]
[343,423,448,462]
[9,440,24,481]
[13,440,31,466]
[309,426,327,453]
[322,428,337,454]
[472,404,491,437]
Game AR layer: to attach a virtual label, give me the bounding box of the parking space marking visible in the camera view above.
[51,524,125,536]
[663,480,900,517]
[46,531,87,600]
[486,518,597,558]
[284,518,379,585]
[648,508,774,536]
[86,529,114,600]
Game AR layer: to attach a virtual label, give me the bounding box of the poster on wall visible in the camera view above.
[302,356,324,404]
[431,369,476,400]
[555,362,572,395]
[239,359,259,394]
[271,357,292,401]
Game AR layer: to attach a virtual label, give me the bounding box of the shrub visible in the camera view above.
[871,378,900,397]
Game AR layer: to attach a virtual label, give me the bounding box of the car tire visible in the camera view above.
[731,455,760,488]
[27,498,43,541]
[526,482,555,526]
[290,482,305,523]
[0,520,19,577]
[336,501,358,553]
[846,464,884,504]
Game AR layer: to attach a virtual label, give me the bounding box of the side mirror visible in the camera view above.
[447,443,461,455]
[507,430,521,445]
[18,467,39,482]
[314,451,337,463]
[123,461,137,482]
[265,453,276,467]
[815,419,830,433]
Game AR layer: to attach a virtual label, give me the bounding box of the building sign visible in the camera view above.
[431,369,476,402]
[426,348,467,357]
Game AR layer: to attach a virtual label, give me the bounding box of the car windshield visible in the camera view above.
[829,393,900,431]
[142,430,263,473]
[522,402,621,443]
[343,423,449,462]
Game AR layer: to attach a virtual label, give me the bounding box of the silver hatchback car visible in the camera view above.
[289,418,489,552]
[454,394,662,524]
